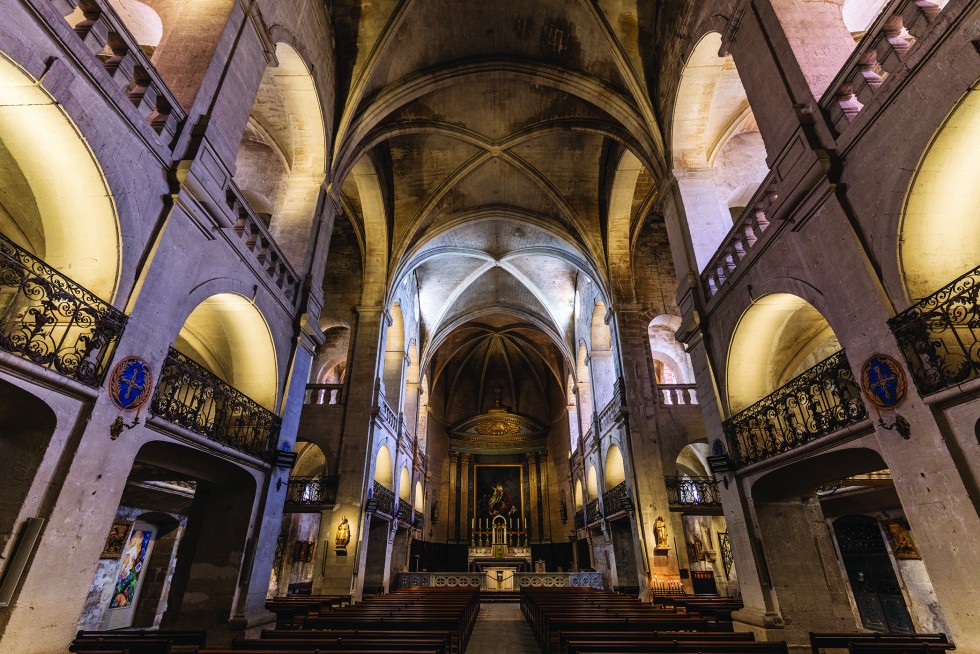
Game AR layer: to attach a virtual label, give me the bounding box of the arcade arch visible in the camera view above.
[604,444,626,490]
[374,445,393,489]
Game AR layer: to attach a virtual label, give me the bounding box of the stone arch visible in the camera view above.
[402,341,421,441]
[576,342,593,435]
[234,42,327,269]
[567,373,581,452]
[292,441,327,477]
[172,292,279,410]
[590,302,616,409]
[900,84,980,301]
[398,466,411,502]
[0,378,57,564]
[382,303,406,410]
[373,444,393,489]
[414,480,424,513]
[604,444,626,490]
[726,293,841,414]
[574,478,584,509]
[671,32,770,272]
[648,315,695,385]
[416,374,429,454]
[586,464,599,500]
[674,442,711,478]
[0,50,121,300]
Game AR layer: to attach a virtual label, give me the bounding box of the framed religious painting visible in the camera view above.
[100,519,133,559]
[473,464,524,526]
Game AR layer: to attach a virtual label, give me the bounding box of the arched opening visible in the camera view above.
[414,481,424,513]
[604,444,626,490]
[672,32,770,272]
[105,0,164,52]
[752,448,949,637]
[416,374,429,454]
[590,302,617,410]
[381,304,405,412]
[171,293,279,410]
[374,445,393,489]
[398,467,411,502]
[726,293,841,414]
[842,0,891,34]
[586,465,599,500]
[79,441,256,635]
[901,84,980,300]
[233,42,326,268]
[0,379,57,568]
[648,316,696,403]
[576,343,593,437]
[0,51,120,299]
[574,479,584,509]
[401,342,421,442]
[567,374,581,453]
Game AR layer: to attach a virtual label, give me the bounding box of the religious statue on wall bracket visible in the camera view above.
[335,517,351,555]
[654,515,669,550]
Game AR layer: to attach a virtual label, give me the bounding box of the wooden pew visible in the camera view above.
[72,629,206,652]
[809,632,953,654]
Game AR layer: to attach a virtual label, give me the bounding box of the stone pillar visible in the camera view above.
[312,305,385,599]
[526,452,539,542]
[459,453,471,542]
[448,451,459,542]
[673,170,734,274]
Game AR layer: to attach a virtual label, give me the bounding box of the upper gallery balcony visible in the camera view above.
[151,347,281,461]
[889,263,979,396]
[665,476,722,512]
[0,232,126,387]
[724,350,868,468]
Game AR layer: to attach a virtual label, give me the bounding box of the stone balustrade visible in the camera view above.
[224,183,302,304]
[657,384,699,406]
[64,0,185,144]
[701,178,778,298]
[396,571,604,590]
[822,0,950,133]
[304,383,345,405]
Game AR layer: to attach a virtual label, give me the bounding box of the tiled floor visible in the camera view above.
[465,602,540,653]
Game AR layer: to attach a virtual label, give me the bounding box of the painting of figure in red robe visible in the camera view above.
[474,465,523,525]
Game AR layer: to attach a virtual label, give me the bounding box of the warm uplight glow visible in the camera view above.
[604,444,626,490]
[374,445,393,488]
[574,479,584,509]
[399,466,411,501]
[414,481,424,512]
[0,53,120,299]
[726,293,839,413]
[174,293,279,409]
[587,465,599,499]
[902,87,980,299]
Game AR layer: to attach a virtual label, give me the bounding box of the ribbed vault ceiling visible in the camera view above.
[329,0,667,369]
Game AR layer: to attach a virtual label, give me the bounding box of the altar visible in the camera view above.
[468,516,531,585]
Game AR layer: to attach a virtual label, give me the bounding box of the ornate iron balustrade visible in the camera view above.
[368,480,396,517]
[284,476,337,509]
[398,571,604,590]
[575,509,585,530]
[718,531,734,580]
[601,482,633,516]
[723,350,867,468]
[665,476,722,507]
[0,233,126,386]
[888,264,980,395]
[585,498,601,525]
[304,383,345,405]
[658,384,699,406]
[150,347,281,460]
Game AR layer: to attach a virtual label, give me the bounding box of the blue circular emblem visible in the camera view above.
[861,354,906,410]
[109,356,153,412]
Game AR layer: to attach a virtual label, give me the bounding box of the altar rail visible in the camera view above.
[397,571,604,590]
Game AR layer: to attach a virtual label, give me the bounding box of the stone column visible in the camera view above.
[526,452,539,542]
[448,451,459,542]
[312,305,385,599]
[459,453,471,542]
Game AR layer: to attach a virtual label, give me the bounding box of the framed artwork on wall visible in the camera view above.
[473,464,524,525]
[100,520,133,559]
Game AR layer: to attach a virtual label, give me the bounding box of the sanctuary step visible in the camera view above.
[481,590,520,603]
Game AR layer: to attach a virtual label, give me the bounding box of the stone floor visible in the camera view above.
[466,602,540,653]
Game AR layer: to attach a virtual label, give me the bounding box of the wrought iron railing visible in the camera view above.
[369,480,396,517]
[284,475,337,509]
[888,264,980,395]
[151,347,281,460]
[0,233,126,386]
[304,383,345,405]
[585,498,602,525]
[665,476,722,507]
[718,531,734,580]
[601,482,633,516]
[723,350,867,468]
